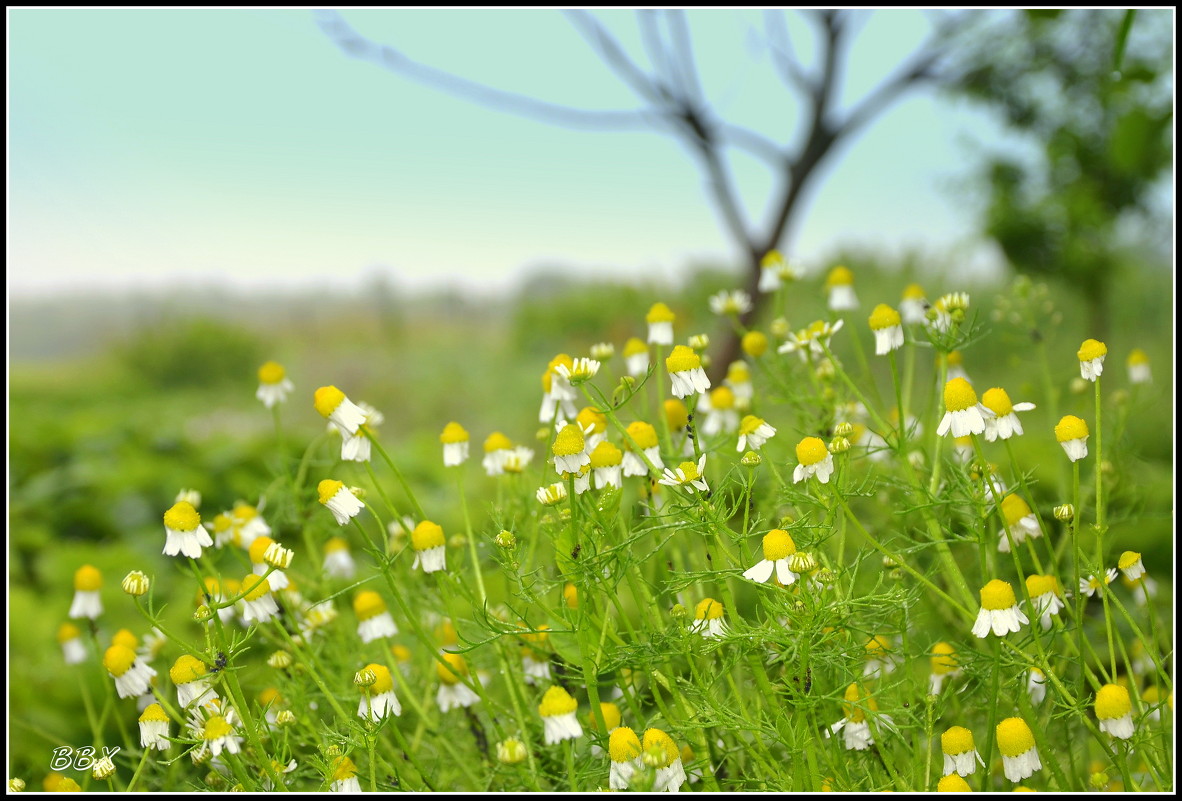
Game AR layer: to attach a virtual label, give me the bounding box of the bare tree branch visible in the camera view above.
[719,124,786,165]
[314,11,656,131]
[562,10,668,107]
[666,10,705,105]
[764,10,813,93]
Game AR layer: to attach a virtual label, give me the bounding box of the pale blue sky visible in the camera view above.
[9,9,1019,297]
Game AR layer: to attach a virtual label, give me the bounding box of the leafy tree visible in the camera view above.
[945,9,1172,339]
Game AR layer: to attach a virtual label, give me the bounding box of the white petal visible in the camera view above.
[743,560,775,583]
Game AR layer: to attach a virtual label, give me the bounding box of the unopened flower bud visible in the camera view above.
[833,421,854,437]
[829,436,850,454]
[194,605,213,623]
[740,451,762,466]
[612,375,637,406]
[790,552,817,574]
[1089,772,1109,790]
[268,650,293,669]
[8,779,25,793]
[590,342,614,361]
[495,530,517,549]
[122,570,150,597]
[231,784,246,792]
[688,334,710,351]
[771,317,790,339]
[496,738,527,764]
[264,542,294,570]
[204,771,226,788]
[670,603,687,621]
[882,555,898,568]
[354,668,377,688]
[1054,504,1074,522]
[276,709,296,726]
[815,359,836,380]
[324,744,343,757]
[814,567,836,587]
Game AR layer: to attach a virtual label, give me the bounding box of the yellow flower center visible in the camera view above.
[709,386,735,410]
[842,683,877,722]
[576,407,607,434]
[868,304,901,331]
[608,726,641,762]
[391,644,411,663]
[1078,338,1107,362]
[314,385,346,418]
[742,331,768,357]
[1117,551,1141,570]
[538,685,578,717]
[937,774,971,792]
[233,503,258,522]
[332,756,358,782]
[318,479,346,506]
[552,424,586,457]
[483,432,512,452]
[930,642,958,674]
[761,250,783,269]
[437,652,469,685]
[352,591,386,620]
[665,345,701,374]
[796,436,828,466]
[979,579,1017,611]
[675,460,701,482]
[981,387,1014,416]
[1127,348,1149,366]
[592,701,621,732]
[646,302,675,324]
[1055,415,1089,442]
[946,349,964,367]
[170,654,208,685]
[943,377,978,413]
[203,715,233,741]
[164,501,201,532]
[727,361,751,384]
[826,265,854,288]
[109,630,137,651]
[739,415,766,437]
[258,361,285,384]
[74,565,102,592]
[58,622,82,643]
[664,399,690,429]
[694,597,723,620]
[563,582,579,609]
[103,645,137,677]
[865,635,891,657]
[589,441,623,469]
[1000,493,1033,526]
[211,513,233,534]
[626,421,659,450]
[902,283,926,300]
[941,725,975,756]
[411,520,445,551]
[1025,574,1061,598]
[623,337,648,357]
[996,717,1035,757]
[641,728,679,767]
[762,529,796,561]
[1094,684,1131,720]
[325,536,349,554]
[248,536,276,564]
[440,422,469,444]
[259,687,281,707]
[360,664,394,695]
[241,574,271,601]
[139,703,168,723]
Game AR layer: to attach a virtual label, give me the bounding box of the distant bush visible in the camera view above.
[118,317,267,389]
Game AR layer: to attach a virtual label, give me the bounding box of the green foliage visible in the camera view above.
[117,317,268,389]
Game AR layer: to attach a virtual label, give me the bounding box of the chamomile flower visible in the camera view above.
[736,415,776,452]
[481,432,514,476]
[1024,574,1066,630]
[239,575,279,624]
[825,265,859,311]
[971,579,1029,638]
[900,283,929,325]
[248,537,290,590]
[1077,338,1107,382]
[138,704,171,751]
[831,682,884,751]
[608,726,643,790]
[230,500,271,549]
[937,774,971,792]
[329,756,361,793]
[623,338,650,377]
[665,345,710,399]
[171,655,218,708]
[1126,349,1151,384]
[540,354,579,424]
[410,520,447,574]
[659,454,709,494]
[928,292,969,334]
[519,625,552,685]
[724,360,754,409]
[555,357,601,387]
[357,663,401,721]
[104,644,157,699]
[690,597,727,638]
[436,652,481,712]
[588,441,624,490]
[536,482,568,507]
[189,703,243,762]
[314,385,368,436]
[58,623,87,665]
[439,422,470,467]
[928,642,961,694]
[741,332,769,359]
[700,387,739,437]
[621,421,661,477]
[68,565,103,620]
[981,388,1036,442]
[1117,551,1145,581]
[742,529,798,585]
[322,537,356,580]
[538,685,582,745]
[941,725,985,777]
[778,319,845,360]
[501,445,534,474]
[642,728,687,792]
[575,406,609,450]
[996,717,1042,782]
[937,378,987,439]
[162,501,212,560]
[863,635,897,677]
[997,493,1042,553]
[758,250,798,292]
[793,436,835,484]
[709,289,752,317]
[868,304,904,355]
[353,591,398,642]
[1027,668,1047,705]
[318,480,365,526]
[340,402,382,462]
[256,361,294,409]
[1080,569,1118,598]
[551,420,591,475]
[646,302,676,345]
[1094,684,1134,739]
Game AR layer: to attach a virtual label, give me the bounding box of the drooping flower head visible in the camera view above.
[357,663,401,721]
[163,502,213,560]
[1094,684,1134,740]
[608,726,643,790]
[928,641,960,694]
[622,337,650,377]
[1126,348,1151,384]
[646,302,676,346]
[538,685,582,745]
[825,265,859,311]
[314,385,367,436]
[793,436,835,484]
[971,579,1029,638]
[240,574,280,624]
[104,644,157,699]
[941,725,985,777]
[1024,574,1065,630]
[256,361,294,409]
[411,521,447,574]
[318,479,365,526]
[642,728,687,792]
[868,304,903,355]
[937,378,986,439]
[69,565,104,620]
[690,597,727,638]
[996,717,1041,782]
[997,493,1042,554]
[665,345,711,399]
[1054,415,1089,462]
[981,387,1036,442]
[552,421,591,475]
[436,652,481,712]
[1077,338,1107,382]
[440,422,470,467]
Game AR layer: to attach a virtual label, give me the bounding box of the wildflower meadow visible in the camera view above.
[8,262,1174,792]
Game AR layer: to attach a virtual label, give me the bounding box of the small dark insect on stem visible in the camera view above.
[570,544,582,560]
[464,707,489,757]
[210,651,229,673]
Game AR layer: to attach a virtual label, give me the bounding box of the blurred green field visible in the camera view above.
[8,256,1173,783]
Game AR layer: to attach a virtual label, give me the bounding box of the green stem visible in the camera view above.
[366,432,426,521]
